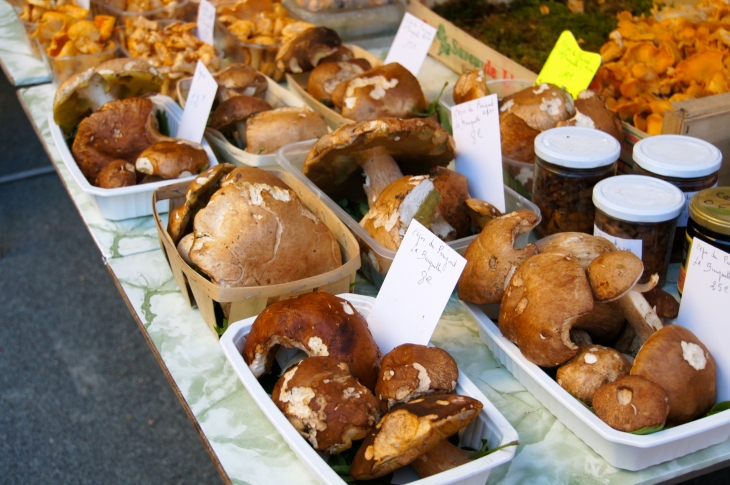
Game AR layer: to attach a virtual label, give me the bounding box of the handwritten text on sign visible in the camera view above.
[176,61,218,143]
[366,220,466,355]
[384,12,437,76]
[536,30,601,98]
[677,238,730,400]
[196,0,216,47]
[452,93,505,212]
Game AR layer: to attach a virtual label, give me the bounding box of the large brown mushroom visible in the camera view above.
[556,346,632,406]
[500,83,575,132]
[244,107,328,155]
[453,69,489,105]
[431,167,472,240]
[593,375,670,432]
[306,59,373,106]
[276,27,342,73]
[213,63,268,103]
[557,90,624,144]
[500,111,540,164]
[135,140,209,179]
[209,95,273,147]
[95,159,136,188]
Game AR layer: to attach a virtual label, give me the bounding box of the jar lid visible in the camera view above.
[534,126,621,169]
[593,175,685,222]
[689,187,730,236]
[633,135,722,178]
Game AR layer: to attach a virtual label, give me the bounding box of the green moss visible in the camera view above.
[433,0,654,73]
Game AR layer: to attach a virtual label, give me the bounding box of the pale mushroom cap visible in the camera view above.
[586,251,644,301]
[556,346,632,406]
[214,63,268,96]
[244,107,328,155]
[306,60,371,105]
[535,232,617,269]
[593,375,669,432]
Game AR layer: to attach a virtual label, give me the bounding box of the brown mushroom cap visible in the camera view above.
[318,45,357,64]
[276,27,342,73]
[586,251,644,301]
[457,210,540,306]
[572,300,627,344]
[135,140,209,179]
[302,117,454,203]
[349,394,483,480]
[209,95,273,132]
[220,165,291,190]
[243,292,381,390]
[501,83,575,132]
[244,107,328,155]
[557,90,624,144]
[499,252,595,367]
[593,375,670,432]
[95,159,137,188]
[535,232,617,269]
[431,167,472,240]
[500,111,539,164]
[271,356,381,454]
[214,63,268,102]
[453,69,489,105]
[631,325,717,425]
[306,60,372,106]
[642,288,680,319]
[375,344,459,413]
[465,198,503,232]
[556,346,632,406]
[331,63,428,121]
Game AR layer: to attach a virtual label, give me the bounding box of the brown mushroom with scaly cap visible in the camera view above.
[593,375,670,432]
[135,140,209,179]
[453,68,489,105]
[244,107,328,155]
[431,167,472,240]
[306,59,372,106]
[500,111,540,164]
[276,26,342,74]
[500,83,575,133]
[556,346,632,406]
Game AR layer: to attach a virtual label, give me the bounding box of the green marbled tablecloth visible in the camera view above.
[0,0,51,86]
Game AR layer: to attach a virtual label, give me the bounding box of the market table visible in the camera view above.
[6,9,730,485]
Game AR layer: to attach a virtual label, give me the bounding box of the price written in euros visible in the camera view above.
[452,97,496,145]
[692,243,730,294]
[409,227,459,285]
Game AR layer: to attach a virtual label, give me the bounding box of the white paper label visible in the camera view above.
[384,12,437,76]
[77,0,90,10]
[593,225,643,259]
[676,238,730,400]
[176,61,218,143]
[366,220,467,355]
[452,93,505,212]
[196,0,216,47]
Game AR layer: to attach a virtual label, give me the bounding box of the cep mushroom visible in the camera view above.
[306,59,373,106]
[275,26,342,73]
[349,394,483,480]
[593,375,670,432]
[244,107,328,155]
[95,159,137,188]
[556,346,632,406]
[431,167,472,240]
[272,356,381,454]
[135,140,209,179]
[500,111,540,164]
[500,83,575,132]
[465,198,503,233]
[213,63,268,102]
[453,68,489,105]
[557,90,624,144]
[209,95,273,149]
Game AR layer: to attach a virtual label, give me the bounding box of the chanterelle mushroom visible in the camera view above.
[593,375,670,432]
[272,356,380,454]
[556,346,632,406]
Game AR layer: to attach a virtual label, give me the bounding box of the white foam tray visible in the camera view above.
[220,293,518,485]
[48,94,219,221]
[461,300,730,471]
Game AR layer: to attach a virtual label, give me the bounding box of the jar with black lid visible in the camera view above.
[678,187,730,294]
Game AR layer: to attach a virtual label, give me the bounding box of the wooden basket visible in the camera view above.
[152,169,361,336]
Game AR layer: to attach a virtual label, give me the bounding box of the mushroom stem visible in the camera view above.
[235,121,248,150]
[632,273,659,293]
[82,77,116,111]
[361,146,403,204]
[617,290,664,342]
[410,439,471,478]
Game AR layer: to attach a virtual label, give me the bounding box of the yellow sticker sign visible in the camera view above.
[536,30,602,98]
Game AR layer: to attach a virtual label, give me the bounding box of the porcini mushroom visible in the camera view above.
[276,26,342,74]
[465,198,503,233]
[500,111,540,164]
[556,346,632,406]
[557,90,624,144]
[95,159,136,188]
[213,63,268,102]
[209,95,273,148]
[244,107,328,155]
[135,140,209,179]
[500,83,575,132]
[431,167,472,240]
[306,59,372,106]
[535,232,617,269]
[593,375,670,432]
[453,68,489,105]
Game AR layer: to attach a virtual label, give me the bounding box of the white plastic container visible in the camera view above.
[461,301,730,471]
[220,293,519,485]
[276,140,542,287]
[48,95,219,220]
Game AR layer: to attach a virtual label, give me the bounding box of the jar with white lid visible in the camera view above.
[532,126,620,237]
[593,175,685,285]
[632,135,722,263]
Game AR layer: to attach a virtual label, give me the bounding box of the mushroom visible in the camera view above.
[349,394,483,480]
[572,300,626,345]
[631,325,716,425]
[95,159,136,188]
[465,198,502,233]
[500,83,575,132]
[457,210,540,306]
[431,167,472,240]
[306,59,372,106]
[271,356,380,454]
[557,90,624,144]
[209,95,273,148]
[302,118,454,204]
[593,375,670,432]
[375,344,459,413]
[177,233,195,266]
[453,68,489,105]
[500,111,540,164]
[642,287,680,320]
[213,63,268,103]
[243,292,382,391]
[498,252,595,367]
[556,346,632,406]
[135,140,210,179]
[244,107,328,155]
[275,26,342,74]
[331,63,428,121]
[535,232,617,269]
[318,45,357,64]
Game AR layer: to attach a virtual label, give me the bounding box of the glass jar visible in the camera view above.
[532,126,620,237]
[678,187,730,294]
[632,135,722,263]
[593,175,685,286]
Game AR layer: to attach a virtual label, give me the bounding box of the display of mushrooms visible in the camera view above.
[452,68,489,105]
[275,26,342,74]
[306,59,373,106]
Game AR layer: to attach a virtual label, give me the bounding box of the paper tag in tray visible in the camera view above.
[536,30,601,98]
[176,61,218,143]
[452,93,505,212]
[76,0,90,9]
[676,238,730,401]
[196,0,216,47]
[384,12,437,76]
[367,220,467,355]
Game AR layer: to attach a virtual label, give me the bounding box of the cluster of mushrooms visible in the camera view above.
[204,64,329,154]
[275,26,429,121]
[458,212,717,432]
[169,164,342,300]
[54,58,210,189]
[242,291,488,480]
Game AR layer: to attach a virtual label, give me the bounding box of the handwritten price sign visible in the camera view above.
[384,12,437,76]
[366,220,466,354]
[536,30,601,98]
[176,61,218,143]
[677,237,730,400]
[196,0,216,47]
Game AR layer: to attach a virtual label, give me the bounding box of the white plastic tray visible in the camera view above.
[220,293,518,485]
[460,301,730,471]
[48,94,219,221]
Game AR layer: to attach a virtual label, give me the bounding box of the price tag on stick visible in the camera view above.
[452,93,505,212]
[536,30,601,98]
[384,12,437,76]
[366,220,467,355]
[676,238,730,401]
[197,0,216,47]
[176,61,218,143]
